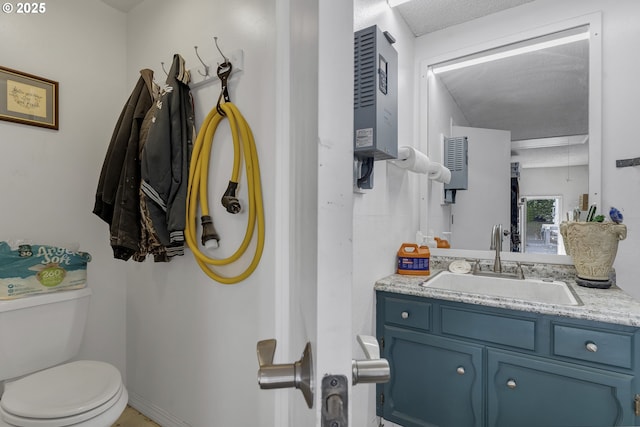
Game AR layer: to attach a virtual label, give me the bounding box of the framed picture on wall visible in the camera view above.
[0,66,58,130]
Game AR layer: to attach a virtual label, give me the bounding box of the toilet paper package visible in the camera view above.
[0,241,91,300]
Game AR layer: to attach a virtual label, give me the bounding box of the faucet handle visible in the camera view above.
[466,259,480,274]
[515,262,534,279]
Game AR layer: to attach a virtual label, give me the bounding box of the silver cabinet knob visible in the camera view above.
[507,379,517,389]
[586,342,598,353]
[352,335,390,385]
[401,311,409,319]
[456,366,465,375]
[257,339,313,408]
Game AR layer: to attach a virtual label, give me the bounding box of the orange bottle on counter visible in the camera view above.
[397,243,430,276]
[435,237,450,248]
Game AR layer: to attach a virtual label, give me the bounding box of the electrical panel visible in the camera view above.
[443,136,468,203]
[354,25,398,162]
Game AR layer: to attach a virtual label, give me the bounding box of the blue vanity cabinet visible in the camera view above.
[487,348,635,426]
[382,326,483,427]
[376,290,640,427]
[376,293,483,427]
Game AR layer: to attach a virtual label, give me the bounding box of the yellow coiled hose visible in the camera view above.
[186,101,265,284]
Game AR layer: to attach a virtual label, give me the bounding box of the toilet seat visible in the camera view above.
[0,361,124,427]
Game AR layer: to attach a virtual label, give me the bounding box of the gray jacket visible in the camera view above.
[94,69,154,260]
[141,54,195,258]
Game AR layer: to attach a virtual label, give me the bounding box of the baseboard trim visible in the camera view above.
[128,390,192,427]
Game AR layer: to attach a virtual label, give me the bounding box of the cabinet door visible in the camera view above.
[382,326,483,427]
[487,348,635,427]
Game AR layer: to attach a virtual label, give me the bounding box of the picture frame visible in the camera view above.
[0,66,58,130]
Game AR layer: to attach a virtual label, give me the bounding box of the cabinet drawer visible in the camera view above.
[553,324,633,369]
[384,297,431,331]
[441,306,536,350]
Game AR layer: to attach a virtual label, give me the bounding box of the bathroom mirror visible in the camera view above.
[422,15,601,256]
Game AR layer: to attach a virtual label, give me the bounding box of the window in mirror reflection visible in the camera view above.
[520,197,566,255]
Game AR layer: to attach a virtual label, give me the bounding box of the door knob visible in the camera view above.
[352,335,390,385]
[257,339,314,408]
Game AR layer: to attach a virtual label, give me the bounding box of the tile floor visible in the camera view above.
[112,406,160,427]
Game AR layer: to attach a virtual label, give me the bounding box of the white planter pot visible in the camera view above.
[560,221,627,283]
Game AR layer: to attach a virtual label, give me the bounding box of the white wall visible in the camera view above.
[353,1,420,426]
[122,1,279,425]
[425,71,469,238]
[0,0,128,380]
[520,165,589,217]
[415,0,640,297]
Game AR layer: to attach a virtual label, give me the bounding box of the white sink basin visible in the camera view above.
[423,271,582,306]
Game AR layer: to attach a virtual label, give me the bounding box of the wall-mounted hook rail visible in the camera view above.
[161,62,168,76]
[189,48,244,89]
[189,39,244,89]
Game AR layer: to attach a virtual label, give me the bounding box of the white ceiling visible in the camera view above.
[100,0,534,26]
[435,37,589,142]
[100,0,143,13]
[393,0,535,37]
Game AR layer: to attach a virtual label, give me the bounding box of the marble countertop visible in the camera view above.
[375,257,640,327]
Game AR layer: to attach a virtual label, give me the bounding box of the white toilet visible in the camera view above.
[0,288,128,426]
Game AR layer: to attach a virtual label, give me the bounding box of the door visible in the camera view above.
[450,126,511,250]
[272,0,355,425]
[520,196,564,254]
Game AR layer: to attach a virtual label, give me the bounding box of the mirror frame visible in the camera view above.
[418,12,602,262]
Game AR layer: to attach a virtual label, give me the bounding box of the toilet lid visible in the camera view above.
[1,360,122,420]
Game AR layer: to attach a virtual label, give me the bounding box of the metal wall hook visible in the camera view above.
[161,62,168,76]
[214,36,230,64]
[216,49,233,116]
[194,46,210,78]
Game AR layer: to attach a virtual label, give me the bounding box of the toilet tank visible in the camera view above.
[0,287,92,381]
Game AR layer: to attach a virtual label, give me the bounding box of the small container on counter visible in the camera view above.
[397,243,430,276]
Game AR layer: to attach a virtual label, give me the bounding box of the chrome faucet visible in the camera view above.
[475,225,531,279]
[490,224,505,273]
